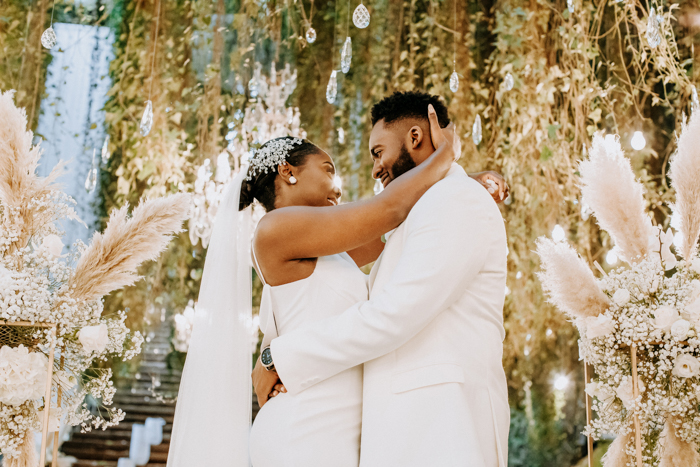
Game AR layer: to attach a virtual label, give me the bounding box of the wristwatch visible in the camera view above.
[261,346,275,371]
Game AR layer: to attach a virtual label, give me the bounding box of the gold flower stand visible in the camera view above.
[584,344,643,467]
[0,320,60,467]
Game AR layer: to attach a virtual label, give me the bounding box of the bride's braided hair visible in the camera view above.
[239,136,320,212]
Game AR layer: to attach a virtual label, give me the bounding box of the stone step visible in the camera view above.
[123,413,174,424]
[61,443,169,462]
[111,395,177,406]
[72,431,172,442]
[73,461,165,467]
[117,404,176,416]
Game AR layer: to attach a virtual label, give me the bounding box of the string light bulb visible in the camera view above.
[631,131,646,150]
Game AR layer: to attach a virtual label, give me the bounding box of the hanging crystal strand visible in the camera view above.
[646,7,662,49]
[567,0,574,13]
[450,69,459,93]
[341,37,352,73]
[41,0,58,49]
[326,71,338,104]
[140,100,154,136]
[85,149,98,194]
[141,0,161,137]
[101,135,110,164]
[472,115,483,146]
[248,64,261,98]
[503,72,514,91]
[692,85,700,115]
[448,0,458,92]
[353,2,370,29]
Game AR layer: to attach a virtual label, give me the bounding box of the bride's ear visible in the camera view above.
[278,163,297,185]
[407,125,425,150]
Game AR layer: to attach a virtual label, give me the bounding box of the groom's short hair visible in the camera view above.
[371,91,450,128]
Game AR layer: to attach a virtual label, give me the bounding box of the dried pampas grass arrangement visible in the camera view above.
[669,112,700,260]
[536,237,610,319]
[579,134,654,263]
[5,430,38,467]
[602,431,632,467]
[69,193,191,302]
[659,417,700,467]
[0,90,66,251]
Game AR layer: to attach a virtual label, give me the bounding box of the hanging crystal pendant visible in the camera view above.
[373,179,384,195]
[248,76,259,99]
[472,115,482,146]
[101,135,110,164]
[341,37,352,73]
[646,8,662,49]
[692,85,700,115]
[353,3,371,29]
[566,0,574,13]
[326,71,338,104]
[449,70,459,92]
[85,149,98,194]
[41,27,57,49]
[140,100,153,136]
[305,26,317,44]
[504,72,514,91]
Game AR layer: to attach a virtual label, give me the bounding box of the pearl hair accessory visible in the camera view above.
[246,137,303,181]
[289,176,297,185]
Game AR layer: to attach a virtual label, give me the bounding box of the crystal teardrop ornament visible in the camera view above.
[305,27,317,44]
[85,149,98,193]
[326,71,338,104]
[692,85,700,115]
[41,27,57,49]
[566,0,574,13]
[101,135,110,164]
[341,37,352,73]
[646,8,662,49]
[140,100,153,136]
[472,115,482,146]
[449,71,459,92]
[353,3,371,29]
[373,179,384,195]
[504,72,514,91]
[248,77,259,98]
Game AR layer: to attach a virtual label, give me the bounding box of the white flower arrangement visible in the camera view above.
[537,118,700,466]
[0,91,190,461]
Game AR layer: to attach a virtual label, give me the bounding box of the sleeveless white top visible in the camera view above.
[249,252,368,467]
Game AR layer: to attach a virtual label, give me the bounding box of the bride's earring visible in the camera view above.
[289,176,297,185]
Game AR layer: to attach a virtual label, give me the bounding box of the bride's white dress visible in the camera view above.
[249,252,367,467]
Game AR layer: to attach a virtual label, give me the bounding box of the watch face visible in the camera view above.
[261,348,272,366]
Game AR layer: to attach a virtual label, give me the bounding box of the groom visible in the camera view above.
[254,91,509,466]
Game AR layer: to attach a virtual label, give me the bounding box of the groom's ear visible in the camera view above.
[407,125,426,150]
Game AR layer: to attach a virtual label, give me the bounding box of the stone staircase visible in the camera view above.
[61,322,179,467]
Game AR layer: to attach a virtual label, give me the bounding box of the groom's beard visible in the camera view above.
[387,143,417,184]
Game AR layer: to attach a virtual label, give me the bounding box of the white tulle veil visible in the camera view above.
[168,171,253,467]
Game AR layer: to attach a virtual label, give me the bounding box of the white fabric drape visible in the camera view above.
[168,172,253,467]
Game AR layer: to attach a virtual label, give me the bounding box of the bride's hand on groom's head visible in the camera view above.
[471,171,510,203]
[427,105,454,164]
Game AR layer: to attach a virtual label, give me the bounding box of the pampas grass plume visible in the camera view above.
[69,193,191,301]
[5,430,38,467]
[659,417,700,467]
[602,432,632,467]
[670,112,700,260]
[580,134,654,263]
[536,237,610,319]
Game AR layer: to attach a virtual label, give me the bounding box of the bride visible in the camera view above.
[167,105,493,466]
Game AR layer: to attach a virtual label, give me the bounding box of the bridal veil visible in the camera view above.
[168,172,253,466]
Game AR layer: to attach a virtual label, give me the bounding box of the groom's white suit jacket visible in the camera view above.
[272,164,509,467]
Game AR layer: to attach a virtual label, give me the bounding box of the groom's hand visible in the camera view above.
[252,358,286,407]
[470,171,509,203]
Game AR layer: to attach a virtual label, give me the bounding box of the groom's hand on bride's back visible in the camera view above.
[252,358,286,407]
